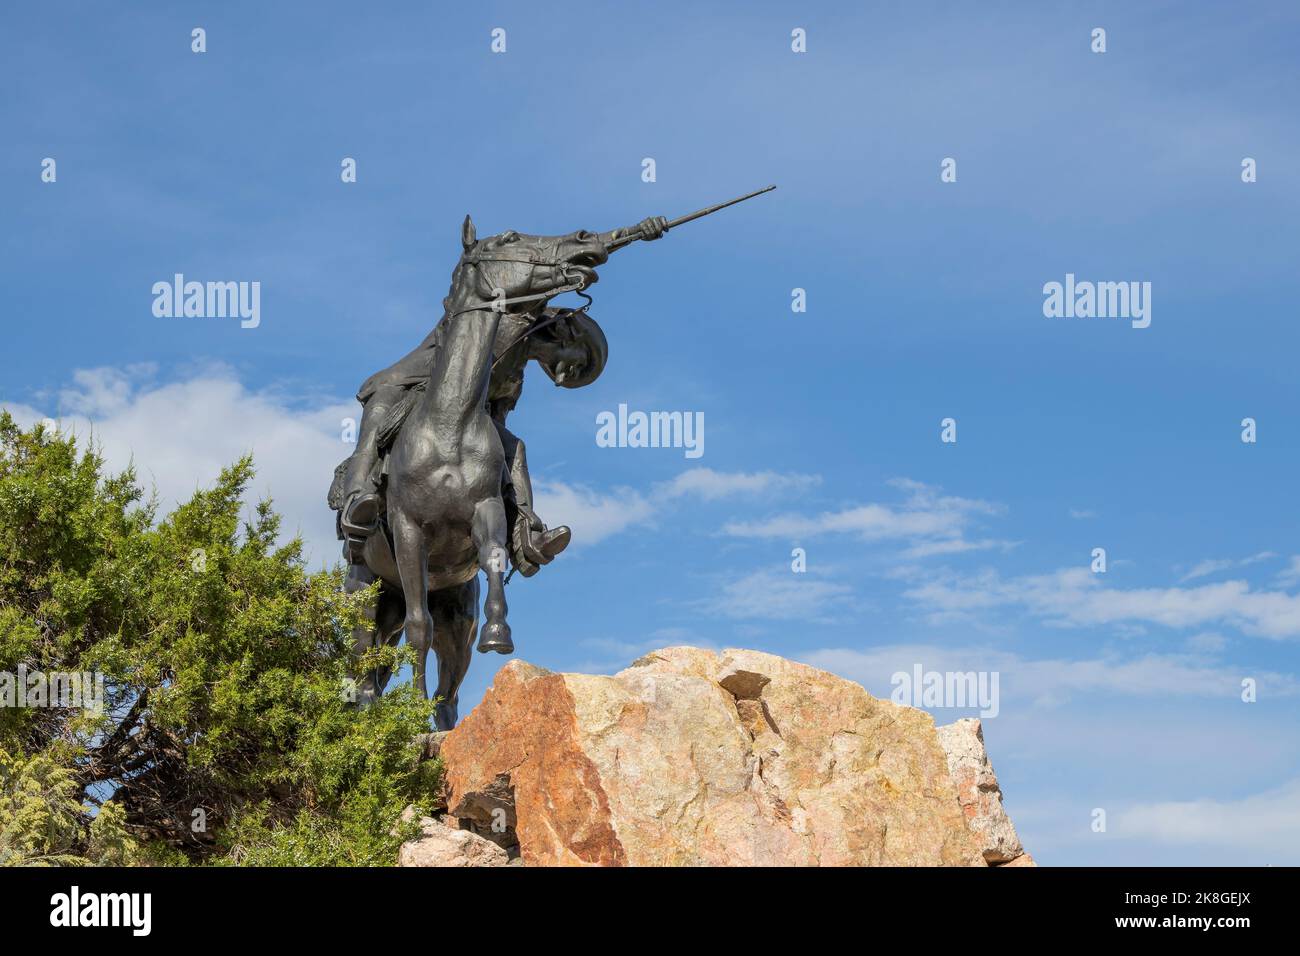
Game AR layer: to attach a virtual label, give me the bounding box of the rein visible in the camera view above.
[446,250,596,371]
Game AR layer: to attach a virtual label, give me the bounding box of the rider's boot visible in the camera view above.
[341,389,399,538]
[501,432,570,577]
[511,506,571,578]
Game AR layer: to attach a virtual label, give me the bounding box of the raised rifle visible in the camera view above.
[604,184,776,252]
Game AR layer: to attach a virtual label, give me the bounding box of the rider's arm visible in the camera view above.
[596,216,669,249]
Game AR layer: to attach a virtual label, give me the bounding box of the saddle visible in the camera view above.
[374,383,425,450]
[328,382,521,567]
[326,381,548,573]
[327,384,425,516]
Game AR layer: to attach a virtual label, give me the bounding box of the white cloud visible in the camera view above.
[535,467,822,547]
[572,629,721,673]
[531,480,653,546]
[1179,558,1235,582]
[655,467,819,501]
[1276,556,1300,588]
[904,566,1300,640]
[1185,632,1228,654]
[902,537,1018,559]
[720,477,1012,557]
[693,568,856,622]
[1117,779,1300,853]
[6,366,826,565]
[4,365,352,568]
[1180,551,1278,583]
[802,643,1299,706]
[1,401,44,426]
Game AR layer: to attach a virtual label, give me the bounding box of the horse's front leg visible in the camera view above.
[390,508,433,697]
[472,497,513,654]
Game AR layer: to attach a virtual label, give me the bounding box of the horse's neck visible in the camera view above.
[422,287,503,427]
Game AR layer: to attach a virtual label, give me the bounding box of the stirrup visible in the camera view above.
[341,493,382,537]
[512,524,571,579]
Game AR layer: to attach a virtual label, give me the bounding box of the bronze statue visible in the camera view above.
[329,187,774,729]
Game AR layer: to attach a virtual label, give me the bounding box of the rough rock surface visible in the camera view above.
[396,808,510,867]
[414,731,449,761]
[935,718,1028,865]
[436,646,1004,866]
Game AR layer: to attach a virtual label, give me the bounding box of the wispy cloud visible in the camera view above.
[1185,632,1228,654]
[720,477,1014,558]
[535,467,820,547]
[531,480,654,546]
[656,467,819,502]
[693,568,856,622]
[903,566,1300,640]
[1117,779,1300,853]
[1276,556,1300,588]
[802,643,1299,707]
[1179,551,1278,583]
[572,629,721,674]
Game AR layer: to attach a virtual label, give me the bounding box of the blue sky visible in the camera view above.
[4,1,1300,865]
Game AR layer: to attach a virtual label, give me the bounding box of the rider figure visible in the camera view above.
[335,216,669,576]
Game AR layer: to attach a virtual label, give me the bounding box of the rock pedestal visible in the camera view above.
[397,646,1033,867]
[935,717,1027,865]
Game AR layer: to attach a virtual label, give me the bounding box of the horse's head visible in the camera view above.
[455,215,609,311]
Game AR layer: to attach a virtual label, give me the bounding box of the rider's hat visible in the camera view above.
[540,310,608,388]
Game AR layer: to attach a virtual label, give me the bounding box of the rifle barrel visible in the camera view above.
[666,184,776,230]
[606,185,776,251]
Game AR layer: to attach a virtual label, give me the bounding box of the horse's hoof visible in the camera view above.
[477,622,513,655]
[433,705,458,732]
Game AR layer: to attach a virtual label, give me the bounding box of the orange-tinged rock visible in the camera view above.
[440,647,996,867]
[935,718,1025,864]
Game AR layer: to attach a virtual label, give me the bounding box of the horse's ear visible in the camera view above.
[461,214,476,251]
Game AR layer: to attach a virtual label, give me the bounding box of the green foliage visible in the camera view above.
[0,412,437,865]
[0,750,88,865]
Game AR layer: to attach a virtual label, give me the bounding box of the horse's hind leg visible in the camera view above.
[471,498,513,654]
[428,579,479,730]
[345,562,382,705]
[390,509,433,698]
[368,587,406,697]
[346,563,407,704]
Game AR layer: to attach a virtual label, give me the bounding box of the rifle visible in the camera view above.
[490,184,777,371]
[605,185,776,252]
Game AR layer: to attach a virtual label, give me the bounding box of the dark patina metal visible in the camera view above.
[329,187,774,729]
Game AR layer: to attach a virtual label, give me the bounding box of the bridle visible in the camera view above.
[449,246,592,318]
[448,245,597,370]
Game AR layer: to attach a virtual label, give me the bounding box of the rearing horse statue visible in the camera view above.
[337,188,775,730]
[342,217,610,729]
